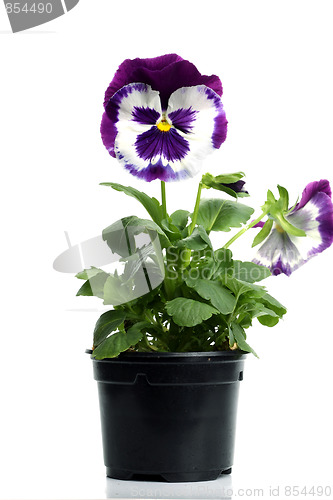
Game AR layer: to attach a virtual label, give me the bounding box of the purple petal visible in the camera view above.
[104,54,182,106]
[207,89,228,148]
[109,84,227,182]
[224,180,248,194]
[105,82,160,122]
[269,258,292,276]
[104,82,191,181]
[253,179,333,276]
[101,112,117,158]
[101,82,161,160]
[135,127,190,163]
[294,179,332,211]
[124,158,188,182]
[167,86,227,150]
[287,189,333,258]
[104,54,223,110]
[253,229,303,276]
[252,221,265,228]
[254,186,333,276]
[131,106,160,125]
[168,107,198,133]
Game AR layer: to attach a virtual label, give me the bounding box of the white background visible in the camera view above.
[1,1,333,498]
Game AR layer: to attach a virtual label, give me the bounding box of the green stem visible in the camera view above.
[188,182,203,235]
[223,211,268,249]
[144,312,170,350]
[142,334,157,351]
[161,181,167,220]
[176,181,204,271]
[160,181,175,298]
[163,248,177,299]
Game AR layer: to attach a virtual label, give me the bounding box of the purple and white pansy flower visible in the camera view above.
[253,180,333,276]
[101,54,228,182]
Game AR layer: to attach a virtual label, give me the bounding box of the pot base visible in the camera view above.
[106,467,232,483]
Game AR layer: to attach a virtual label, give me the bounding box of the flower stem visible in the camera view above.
[223,211,268,249]
[189,182,203,235]
[161,181,167,219]
[160,182,173,299]
[177,181,203,272]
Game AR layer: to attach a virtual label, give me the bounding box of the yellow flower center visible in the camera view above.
[275,223,284,233]
[157,118,171,132]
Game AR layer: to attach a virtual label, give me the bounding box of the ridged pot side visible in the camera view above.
[93,351,247,482]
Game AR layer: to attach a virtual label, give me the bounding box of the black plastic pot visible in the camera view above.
[92,351,246,482]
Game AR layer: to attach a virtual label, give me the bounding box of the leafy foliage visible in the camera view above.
[196,199,254,233]
[166,298,219,327]
[100,183,164,226]
[76,173,287,359]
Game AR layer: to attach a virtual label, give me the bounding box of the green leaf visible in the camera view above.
[277,185,289,211]
[196,199,254,233]
[93,310,127,347]
[236,292,285,329]
[103,216,171,255]
[92,321,148,359]
[103,274,131,305]
[223,277,266,299]
[166,298,219,327]
[127,320,152,334]
[260,293,287,317]
[211,172,246,184]
[196,225,213,248]
[123,217,171,248]
[215,248,233,263]
[255,305,278,318]
[185,277,236,314]
[175,226,212,250]
[75,266,104,280]
[265,189,277,206]
[252,218,274,247]
[122,246,164,286]
[257,315,280,327]
[263,185,305,237]
[76,280,94,297]
[243,303,279,327]
[160,218,182,241]
[102,219,136,257]
[170,210,190,229]
[237,292,286,326]
[100,183,163,226]
[107,216,168,238]
[194,256,216,280]
[211,248,233,279]
[231,261,271,283]
[240,301,278,319]
[231,322,259,357]
[228,326,235,347]
[76,271,109,299]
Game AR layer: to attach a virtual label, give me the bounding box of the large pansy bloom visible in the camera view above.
[101,54,228,182]
[253,180,333,276]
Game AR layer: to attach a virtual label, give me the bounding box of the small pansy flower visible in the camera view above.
[101,54,228,182]
[223,180,248,195]
[253,180,333,276]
